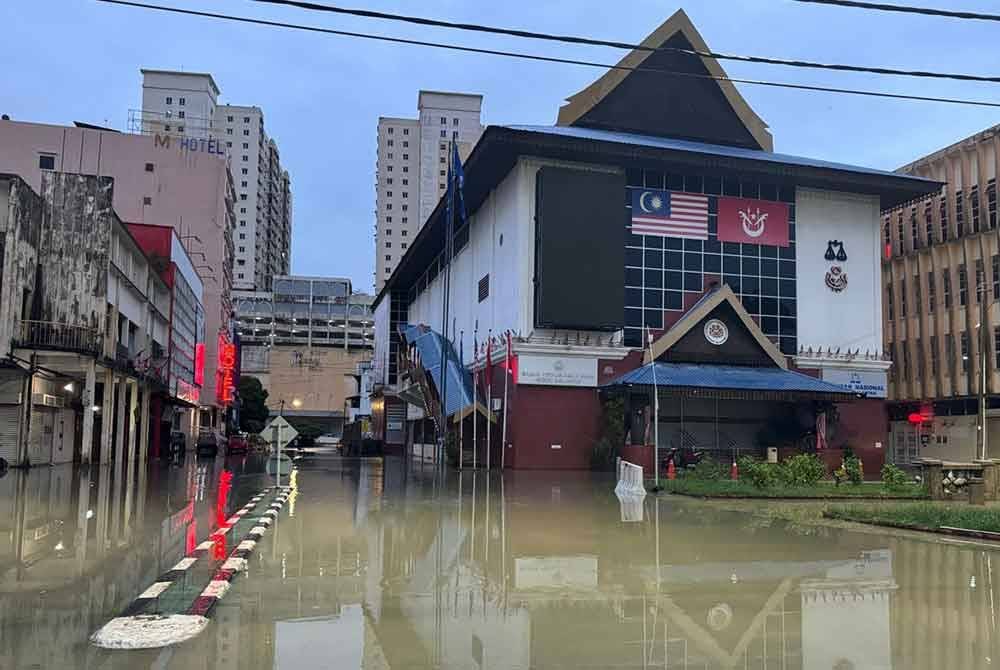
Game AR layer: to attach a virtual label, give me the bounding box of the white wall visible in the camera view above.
[795,187,883,354]
[372,296,391,385]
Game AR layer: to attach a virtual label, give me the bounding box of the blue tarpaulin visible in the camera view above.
[605,362,856,396]
[401,324,476,418]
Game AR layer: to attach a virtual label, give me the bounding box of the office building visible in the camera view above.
[138,70,292,292]
[882,123,1000,464]
[374,91,483,290]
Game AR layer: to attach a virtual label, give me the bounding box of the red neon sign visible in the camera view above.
[217,335,236,405]
[194,343,205,386]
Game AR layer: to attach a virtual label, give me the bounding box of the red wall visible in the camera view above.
[508,386,601,470]
[125,222,176,286]
[825,398,888,480]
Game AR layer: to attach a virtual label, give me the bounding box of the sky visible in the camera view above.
[3,0,999,293]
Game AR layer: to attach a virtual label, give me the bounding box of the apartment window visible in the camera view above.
[440,130,447,138]
[971,186,981,233]
[901,340,910,379]
[387,191,392,198]
[241,181,248,188]
[927,272,935,313]
[177,125,184,132]
[916,337,924,377]
[387,153,393,159]
[243,130,250,136]
[238,273,244,279]
[144,162,155,173]
[959,264,968,306]
[242,142,249,149]
[924,200,934,243]
[440,156,446,164]
[226,128,233,136]
[886,284,894,320]
[239,233,246,240]
[993,255,1000,299]
[178,111,185,119]
[453,130,459,140]
[239,246,245,252]
[237,259,245,266]
[440,143,447,151]
[989,179,998,229]
[895,213,904,253]
[227,115,233,122]
[244,116,250,123]
[401,230,408,237]
[35,153,55,171]
[401,243,408,249]
[440,170,446,177]
[402,166,408,172]
[943,270,952,308]
[178,97,185,106]
[931,335,939,374]
[402,204,408,211]
[241,168,248,175]
[387,166,393,172]
[227,142,233,148]
[899,278,907,317]
[956,190,965,236]
[166,96,173,105]
[402,141,408,148]
[403,128,409,135]
[440,116,447,124]
[143,196,152,206]
[385,255,391,261]
[962,331,970,373]
[387,140,394,146]
[940,197,949,240]
[240,220,246,226]
[164,125,171,132]
[386,267,392,274]
[948,333,956,377]
[385,242,392,248]
[242,155,248,162]
[976,258,985,301]
[402,154,408,160]
[240,207,247,214]
[402,178,408,185]
[882,219,891,253]
[995,327,1000,369]
[402,217,408,224]
[387,127,393,134]
[914,275,921,314]
[402,192,408,199]
[385,217,392,224]
[240,194,248,201]
[453,117,459,126]
[386,178,393,185]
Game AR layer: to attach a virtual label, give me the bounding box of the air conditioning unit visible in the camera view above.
[32,393,65,408]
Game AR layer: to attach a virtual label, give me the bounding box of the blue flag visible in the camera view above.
[446,142,467,230]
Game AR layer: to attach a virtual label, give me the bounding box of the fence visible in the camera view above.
[14,320,101,355]
[614,458,647,498]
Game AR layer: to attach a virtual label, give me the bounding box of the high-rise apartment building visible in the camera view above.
[882,123,1000,464]
[139,70,292,291]
[374,91,483,291]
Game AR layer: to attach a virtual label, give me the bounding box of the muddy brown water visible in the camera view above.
[1,454,997,669]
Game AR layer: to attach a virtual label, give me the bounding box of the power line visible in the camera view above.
[251,0,1000,83]
[791,0,1000,22]
[96,0,1000,109]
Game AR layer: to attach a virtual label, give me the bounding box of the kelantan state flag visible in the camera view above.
[717,197,790,247]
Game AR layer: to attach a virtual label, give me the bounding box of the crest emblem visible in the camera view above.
[738,207,768,238]
[704,319,729,346]
[824,240,848,262]
[825,266,848,292]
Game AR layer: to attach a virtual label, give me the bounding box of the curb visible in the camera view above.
[91,486,291,650]
[822,512,1000,542]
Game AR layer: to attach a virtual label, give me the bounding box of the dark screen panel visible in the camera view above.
[535,167,625,331]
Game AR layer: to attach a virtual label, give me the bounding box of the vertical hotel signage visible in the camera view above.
[630,188,789,246]
[194,342,206,387]
[216,334,236,405]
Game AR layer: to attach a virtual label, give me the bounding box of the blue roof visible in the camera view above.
[605,362,855,396]
[504,125,937,184]
[401,324,475,417]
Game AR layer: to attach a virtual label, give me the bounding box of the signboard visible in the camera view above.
[821,369,888,398]
[216,335,236,405]
[517,355,598,387]
[261,415,299,450]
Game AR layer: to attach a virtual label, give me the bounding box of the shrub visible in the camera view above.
[778,453,827,487]
[690,456,726,481]
[881,463,909,490]
[739,456,778,489]
[844,456,864,485]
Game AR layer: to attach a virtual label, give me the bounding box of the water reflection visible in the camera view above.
[1,456,1000,669]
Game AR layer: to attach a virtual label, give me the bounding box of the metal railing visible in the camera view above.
[14,320,101,355]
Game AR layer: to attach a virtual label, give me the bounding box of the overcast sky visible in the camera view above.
[4,1,999,292]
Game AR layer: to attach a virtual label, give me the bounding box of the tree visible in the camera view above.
[238,376,269,434]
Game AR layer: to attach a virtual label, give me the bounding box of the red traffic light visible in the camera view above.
[908,412,923,425]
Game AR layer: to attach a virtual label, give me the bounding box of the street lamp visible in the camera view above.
[292,398,303,409]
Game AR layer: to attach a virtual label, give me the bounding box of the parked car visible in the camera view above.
[227,433,250,455]
[196,428,224,457]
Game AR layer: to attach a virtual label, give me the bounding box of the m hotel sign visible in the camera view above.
[154,133,225,156]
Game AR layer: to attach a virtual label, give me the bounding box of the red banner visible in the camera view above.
[717,197,790,247]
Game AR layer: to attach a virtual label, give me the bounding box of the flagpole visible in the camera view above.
[647,326,659,490]
[473,321,478,471]
[438,139,455,473]
[501,331,510,471]
[459,330,464,472]
[486,330,492,471]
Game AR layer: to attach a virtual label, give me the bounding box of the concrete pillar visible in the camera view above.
[975,459,999,501]
[114,376,127,475]
[139,385,150,464]
[99,368,114,464]
[921,459,944,500]
[16,365,33,467]
[123,381,139,539]
[74,469,91,575]
[80,360,97,465]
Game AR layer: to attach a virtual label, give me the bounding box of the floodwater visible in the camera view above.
[2,455,999,670]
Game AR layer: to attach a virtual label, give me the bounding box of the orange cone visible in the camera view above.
[667,458,676,480]
[730,459,739,481]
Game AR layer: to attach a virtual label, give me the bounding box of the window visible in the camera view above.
[387,191,392,198]
[910,209,919,250]
[924,201,934,243]
[401,243,408,249]
[240,194,247,201]
[948,333,956,377]
[386,267,392,274]
[385,255,391,261]
[478,274,490,302]
[241,181,248,188]
[166,96,173,105]
[385,242,392,248]
[402,205,408,211]
[989,179,998,230]
[962,331,970,373]
[387,153,393,159]
[453,117,459,126]
[36,152,55,171]
[453,130,459,140]
[956,190,965,236]
[241,168,248,175]
[145,162,154,172]
[227,115,234,122]
[243,142,249,149]
[959,264,968,306]
[240,207,247,214]
[403,141,408,148]
[931,335,939,374]
[440,170,446,177]
[387,140,393,146]
[177,125,184,132]
[402,166,408,173]
[243,130,249,136]
[995,326,1000,369]
[927,272,935,313]
[440,143,447,151]
[227,128,233,135]
[401,230,408,237]
[178,97,185,106]
[238,273,244,279]
[440,156,446,164]
[976,258,985,301]
[402,192,408,199]
[402,217,408,223]
[143,196,152,206]
[385,217,392,224]
[242,155,248,162]
[239,233,246,240]
[943,270,952,308]
[896,213,904,254]
[244,116,250,123]
[238,246,245,252]
[387,166,392,172]
[900,278,907,317]
[916,337,924,377]
[440,116,447,124]
[402,154,408,160]
[165,110,172,119]
[914,275,921,314]
[440,130,447,138]
[227,142,233,148]
[178,110,185,119]
[387,127,393,135]
[386,229,392,235]
[386,178,393,185]
[886,284,894,320]
[971,186,981,233]
[403,128,409,135]
[164,125,171,132]
[901,340,910,379]
[993,255,1000,299]
[941,196,949,240]
[402,178,408,185]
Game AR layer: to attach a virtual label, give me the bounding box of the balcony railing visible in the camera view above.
[14,320,101,355]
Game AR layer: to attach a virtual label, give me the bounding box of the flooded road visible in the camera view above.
[2,455,999,669]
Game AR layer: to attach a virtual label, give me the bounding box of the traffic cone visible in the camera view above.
[667,458,676,481]
[730,459,739,481]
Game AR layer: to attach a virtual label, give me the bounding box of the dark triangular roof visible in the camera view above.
[556,9,773,151]
[644,285,786,368]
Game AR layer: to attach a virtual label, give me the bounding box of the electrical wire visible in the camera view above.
[791,0,1000,22]
[250,0,1000,83]
[95,0,1000,109]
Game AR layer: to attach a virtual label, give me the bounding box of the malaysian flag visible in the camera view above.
[630,188,709,239]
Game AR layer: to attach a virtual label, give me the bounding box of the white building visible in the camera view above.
[375,91,483,291]
[138,70,292,292]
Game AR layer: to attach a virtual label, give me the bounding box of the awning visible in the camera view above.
[605,362,857,400]
[401,324,477,419]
